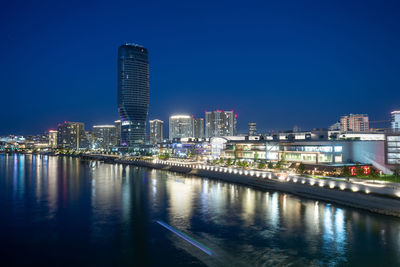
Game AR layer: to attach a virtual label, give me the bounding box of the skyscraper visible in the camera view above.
[169,115,193,140]
[205,110,237,138]
[391,111,400,132]
[248,122,257,136]
[193,118,204,139]
[340,114,369,132]
[48,130,57,148]
[117,43,149,147]
[149,119,164,144]
[57,121,88,150]
[92,125,117,150]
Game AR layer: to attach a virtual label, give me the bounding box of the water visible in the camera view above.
[1,154,400,266]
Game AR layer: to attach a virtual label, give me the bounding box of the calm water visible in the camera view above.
[1,154,400,266]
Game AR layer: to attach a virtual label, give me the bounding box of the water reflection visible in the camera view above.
[0,155,400,266]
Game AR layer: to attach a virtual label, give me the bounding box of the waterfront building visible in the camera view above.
[193,118,204,139]
[117,43,149,147]
[205,110,237,138]
[92,125,117,150]
[149,119,164,144]
[248,122,257,136]
[169,115,193,140]
[386,133,400,166]
[57,122,88,150]
[340,114,369,132]
[391,111,400,132]
[48,130,57,148]
[114,120,121,146]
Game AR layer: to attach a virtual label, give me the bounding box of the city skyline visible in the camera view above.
[1,1,400,135]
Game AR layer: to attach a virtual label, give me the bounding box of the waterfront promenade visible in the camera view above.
[111,157,400,217]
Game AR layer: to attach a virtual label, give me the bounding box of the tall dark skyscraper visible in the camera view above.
[118,43,149,147]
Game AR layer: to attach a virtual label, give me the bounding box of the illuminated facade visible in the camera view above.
[392,111,400,132]
[169,115,193,140]
[205,110,237,138]
[386,134,400,165]
[193,118,204,139]
[149,119,163,144]
[248,122,257,136]
[114,120,121,146]
[117,44,149,147]
[92,125,117,150]
[340,114,369,132]
[48,130,57,148]
[57,122,88,150]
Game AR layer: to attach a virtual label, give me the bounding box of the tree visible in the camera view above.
[227,158,233,166]
[220,157,224,164]
[268,162,274,169]
[355,166,364,177]
[393,166,400,177]
[297,163,306,174]
[368,167,379,179]
[254,152,259,162]
[275,161,282,170]
[341,166,351,181]
[258,162,266,169]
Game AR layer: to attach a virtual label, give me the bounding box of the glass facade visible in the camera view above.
[118,44,149,147]
[387,135,400,165]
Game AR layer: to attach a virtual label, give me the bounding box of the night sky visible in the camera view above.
[1,0,400,135]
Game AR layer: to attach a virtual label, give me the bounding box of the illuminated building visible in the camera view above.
[117,43,149,147]
[149,119,163,144]
[114,120,121,146]
[169,115,193,140]
[205,110,237,138]
[248,122,257,136]
[340,114,369,132]
[193,118,204,139]
[92,125,117,150]
[391,111,400,132]
[48,130,57,148]
[57,121,88,150]
[386,133,400,165]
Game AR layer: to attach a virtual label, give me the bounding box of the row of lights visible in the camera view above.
[151,159,400,198]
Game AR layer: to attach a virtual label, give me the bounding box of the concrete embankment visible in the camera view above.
[114,159,400,218]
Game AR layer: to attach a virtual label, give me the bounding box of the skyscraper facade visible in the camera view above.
[248,122,257,136]
[117,43,149,147]
[169,115,193,140]
[340,114,369,132]
[92,125,117,150]
[205,110,237,138]
[48,130,57,148]
[149,119,164,144]
[57,121,88,150]
[392,111,400,132]
[193,118,204,139]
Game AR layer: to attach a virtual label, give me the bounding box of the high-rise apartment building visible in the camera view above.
[114,120,121,146]
[169,115,193,140]
[117,43,149,147]
[48,130,57,148]
[92,125,117,150]
[392,111,400,132]
[340,114,369,132]
[193,118,204,139]
[248,122,257,136]
[149,119,164,144]
[57,121,88,150]
[205,110,237,138]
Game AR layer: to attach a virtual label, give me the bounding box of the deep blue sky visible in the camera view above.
[1,0,400,135]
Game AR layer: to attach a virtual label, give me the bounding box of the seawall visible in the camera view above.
[115,159,400,218]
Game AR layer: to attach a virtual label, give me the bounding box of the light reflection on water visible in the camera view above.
[0,154,400,266]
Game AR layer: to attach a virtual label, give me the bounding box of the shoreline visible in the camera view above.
[3,153,400,218]
[115,158,400,218]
